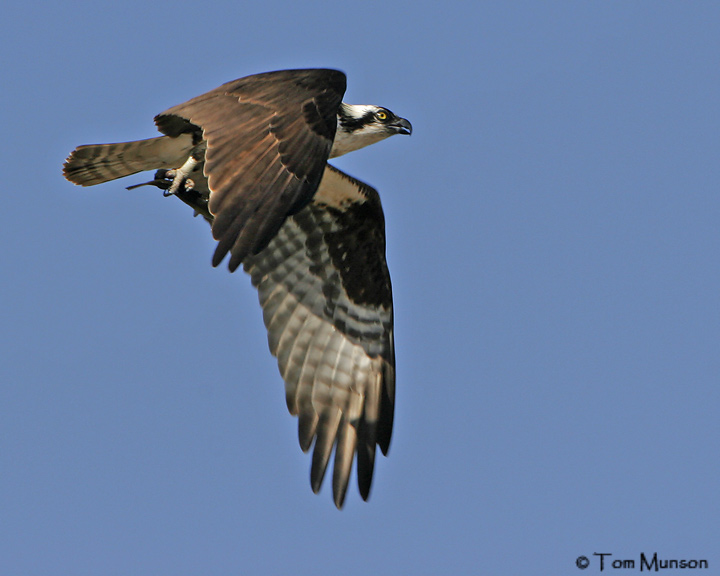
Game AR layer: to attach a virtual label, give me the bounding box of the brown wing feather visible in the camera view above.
[154,69,347,272]
[243,165,395,508]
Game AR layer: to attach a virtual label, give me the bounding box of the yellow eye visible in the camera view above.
[376,110,388,121]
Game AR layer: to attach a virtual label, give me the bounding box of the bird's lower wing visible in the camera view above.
[243,165,395,508]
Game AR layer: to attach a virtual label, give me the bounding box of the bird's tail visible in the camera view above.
[63,135,194,186]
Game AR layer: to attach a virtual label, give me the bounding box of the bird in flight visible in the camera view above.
[63,68,412,508]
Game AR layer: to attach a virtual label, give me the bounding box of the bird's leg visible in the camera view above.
[163,155,199,197]
[126,142,206,193]
[125,168,185,191]
[125,141,211,223]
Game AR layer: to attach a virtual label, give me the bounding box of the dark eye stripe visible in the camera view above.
[339,110,377,130]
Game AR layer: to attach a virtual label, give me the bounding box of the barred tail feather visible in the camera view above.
[63,134,195,186]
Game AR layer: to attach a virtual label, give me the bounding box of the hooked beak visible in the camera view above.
[391,117,413,136]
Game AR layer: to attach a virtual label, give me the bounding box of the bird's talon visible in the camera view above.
[163,156,198,196]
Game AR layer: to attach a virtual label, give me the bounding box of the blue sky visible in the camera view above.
[2,2,719,574]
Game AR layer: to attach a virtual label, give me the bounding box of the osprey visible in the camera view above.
[63,69,411,508]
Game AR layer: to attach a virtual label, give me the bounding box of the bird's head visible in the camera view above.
[330,104,412,158]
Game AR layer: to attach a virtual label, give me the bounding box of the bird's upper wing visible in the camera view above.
[154,69,347,272]
[243,164,395,508]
